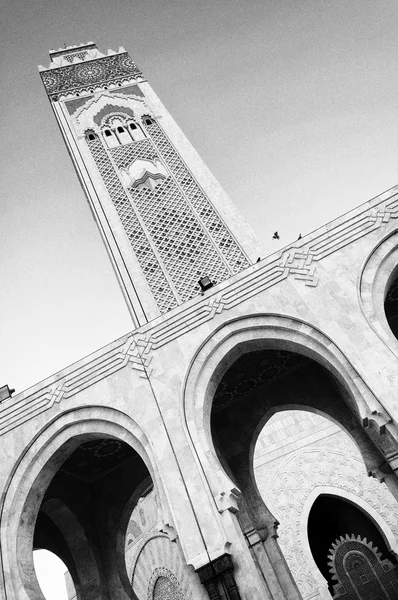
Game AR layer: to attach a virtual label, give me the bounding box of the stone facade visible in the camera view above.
[2,42,398,600]
[254,412,398,599]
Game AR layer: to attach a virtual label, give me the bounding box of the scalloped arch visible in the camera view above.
[73,92,152,134]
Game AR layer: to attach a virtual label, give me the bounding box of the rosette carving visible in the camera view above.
[40,53,143,96]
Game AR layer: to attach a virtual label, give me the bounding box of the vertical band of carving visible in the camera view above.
[196,554,242,600]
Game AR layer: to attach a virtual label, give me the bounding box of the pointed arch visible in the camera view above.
[182,314,391,512]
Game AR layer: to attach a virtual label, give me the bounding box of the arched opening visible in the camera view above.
[308,494,391,593]
[385,272,398,339]
[210,347,398,600]
[33,549,72,600]
[103,128,119,148]
[128,121,145,141]
[32,435,153,600]
[115,125,132,145]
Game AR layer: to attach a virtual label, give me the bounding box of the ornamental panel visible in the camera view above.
[143,119,250,275]
[153,574,185,600]
[87,135,177,314]
[328,535,398,599]
[129,177,231,302]
[110,139,159,167]
[40,53,143,96]
[255,431,398,600]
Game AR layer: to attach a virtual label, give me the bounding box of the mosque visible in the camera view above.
[1,42,398,600]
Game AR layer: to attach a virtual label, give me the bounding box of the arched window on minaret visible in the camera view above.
[103,128,119,148]
[84,130,97,142]
[115,125,131,145]
[128,121,145,141]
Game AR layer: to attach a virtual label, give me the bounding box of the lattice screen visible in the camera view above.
[86,116,250,315]
[87,136,177,314]
[143,119,249,274]
[110,139,158,167]
[130,178,230,302]
[63,51,88,63]
[153,576,185,600]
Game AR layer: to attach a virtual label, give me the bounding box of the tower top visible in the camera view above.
[38,42,144,100]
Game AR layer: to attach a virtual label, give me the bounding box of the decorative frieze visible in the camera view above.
[40,53,143,98]
[2,187,398,436]
[0,334,150,436]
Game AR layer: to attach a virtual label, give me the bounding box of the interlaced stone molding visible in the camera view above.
[0,335,150,436]
[1,186,398,436]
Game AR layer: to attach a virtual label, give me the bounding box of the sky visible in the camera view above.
[2,1,398,595]
[2,0,398,395]
[34,551,69,600]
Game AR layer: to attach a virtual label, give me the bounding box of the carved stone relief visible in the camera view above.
[40,53,143,97]
[255,425,398,600]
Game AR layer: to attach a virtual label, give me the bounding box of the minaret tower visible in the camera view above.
[39,43,259,326]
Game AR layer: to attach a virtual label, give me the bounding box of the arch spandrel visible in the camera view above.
[182,314,393,512]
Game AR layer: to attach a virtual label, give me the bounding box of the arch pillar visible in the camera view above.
[231,452,302,600]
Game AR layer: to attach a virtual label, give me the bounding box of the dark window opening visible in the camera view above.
[117,126,125,133]
[145,118,153,125]
[129,123,137,130]
[104,130,112,137]
[88,133,95,141]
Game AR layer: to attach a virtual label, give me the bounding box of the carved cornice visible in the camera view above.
[2,186,398,437]
[40,53,143,98]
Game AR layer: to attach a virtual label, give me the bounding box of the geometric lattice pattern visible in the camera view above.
[130,177,231,302]
[328,534,398,600]
[111,132,236,300]
[143,119,250,275]
[86,104,250,313]
[110,138,159,168]
[153,574,185,600]
[63,51,88,62]
[87,135,177,313]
